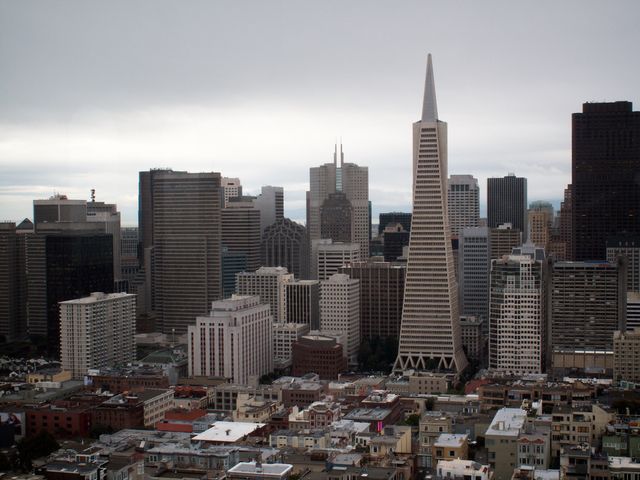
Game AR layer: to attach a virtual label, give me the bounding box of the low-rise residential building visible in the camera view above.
[550,404,613,459]
[419,412,454,469]
[227,462,293,480]
[269,429,331,450]
[517,424,552,470]
[369,425,412,458]
[432,433,469,464]
[435,459,493,480]
[485,408,528,480]
[233,393,281,423]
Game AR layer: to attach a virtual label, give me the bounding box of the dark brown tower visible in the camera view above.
[572,101,640,261]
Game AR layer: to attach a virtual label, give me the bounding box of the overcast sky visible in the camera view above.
[1,1,639,225]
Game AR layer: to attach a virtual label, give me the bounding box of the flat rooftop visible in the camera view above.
[192,421,265,443]
[485,408,527,437]
[227,462,292,475]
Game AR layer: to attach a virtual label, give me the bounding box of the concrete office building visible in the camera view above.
[187,296,273,384]
[120,227,139,282]
[273,323,310,370]
[339,260,405,341]
[286,279,320,329]
[447,175,480,237]
[627,292,640,331]
[222,196,262,273]
[459,227,490,322]
[221,177,242,206]
[261,218,309,280]
[547,259,626,371]
[320,273,360,366]
[459,316,484,366]
[489,255,544,374]
[60,292,136,379]
[613,328,640,384]
[308,144,369,259]
[607,235,640,293]
[315,240,360,281]
[236,267,293,323]
[487,174,528,240]
[490,223,522,260]
[394,55,467,373]
[138,169,222,334]
[254,185,284,233]
[572,102,640,261]
[33,194,87,224]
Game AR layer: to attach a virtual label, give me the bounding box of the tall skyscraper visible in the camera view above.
[286,279,320,329]
[378,212,411,235]
[320,192,352,243]
[489,255,544,374]
[261,218,309,279]
[87,199,122,280]
[315,241,360,281]
[458,227,490,322]
[527,201,553,253]
[308,144,369,259]
[394,55,468,373]
[138,169,222,334]
[222,196,262,272]
[0,222,27,341]
[489,223,522,260]
[487,174,528,239]
[187,295,273,384]
[607,235,640,293]
[60,292,136,378]
[572,102,640,261]
[339,260,405,341]
[447,175,480,237]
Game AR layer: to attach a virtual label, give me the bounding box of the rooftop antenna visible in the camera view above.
[340,137,344,167]
[90,189,96,202]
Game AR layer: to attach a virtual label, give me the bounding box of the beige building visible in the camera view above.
[527,202,553,252]
[550,404,613,459]
[485,408,527,480]
[614,328,640,384]
[320,273,360,366]
[447,174,480,237]
[419,411,454,469]
[221,177,242,205]
[60,292,136,379]
[393,55,467,373]
[432,433,469,464]
[273,322,310,369]
[236,267,293,323]
[142,388,175,427]
[187,295,273,385]
[233,393,281,423]
[490,223,522,260]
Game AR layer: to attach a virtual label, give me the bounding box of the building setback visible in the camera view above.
[60,292,136,379]
[394,55,467,373]
[188,296,273,384]
[139,169,222,334]
[572,102,640,261]
[487,174,528,240]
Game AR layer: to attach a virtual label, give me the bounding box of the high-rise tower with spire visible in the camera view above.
[394,55,468,373]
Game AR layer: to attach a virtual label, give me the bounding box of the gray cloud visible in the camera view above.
[1,0,638,224]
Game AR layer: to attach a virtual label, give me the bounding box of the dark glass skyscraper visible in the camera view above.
[572,102,640,261]
[487,174,527,238]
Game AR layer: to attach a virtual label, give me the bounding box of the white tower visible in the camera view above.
[394,55,468,373]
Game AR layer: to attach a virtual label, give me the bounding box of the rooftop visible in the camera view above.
[485,408,527,437]
[227,462,292,475]
[192,421,265,443]
[434,433,468,448]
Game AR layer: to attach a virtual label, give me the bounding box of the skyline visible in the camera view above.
[2,1,640,225]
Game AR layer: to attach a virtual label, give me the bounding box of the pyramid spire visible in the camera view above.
[421,53,438,122]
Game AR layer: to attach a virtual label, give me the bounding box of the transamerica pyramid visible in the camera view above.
[394,55,468,373]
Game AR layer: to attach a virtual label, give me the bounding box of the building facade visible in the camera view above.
[236,267,293,323]
[320,273,360,366]
[459,226,490,322]
[60,292,136,379]
[613,328,640,384]
[187,296,273,384]
[261,218,309,280]
[489,255,544,374]
[222,197,262,273]
[316,241,360,281]
[286,280,320,329]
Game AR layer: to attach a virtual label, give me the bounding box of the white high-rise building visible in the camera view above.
[394,55,468,373]
[60,292,136,379]
[320,273,360,366]
[447,175,480,237]
[236,266,293,323]
[187,295,272,384]
[315,241,360,281]
[308,144,369,259]
[459,227,490,322]
[221,177,242,206]
[489,255,543,374]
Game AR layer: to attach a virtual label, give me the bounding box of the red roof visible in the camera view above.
[156,422,193,433]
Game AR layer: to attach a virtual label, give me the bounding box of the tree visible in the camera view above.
[402,414,420,426]
[16,430,59,471]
